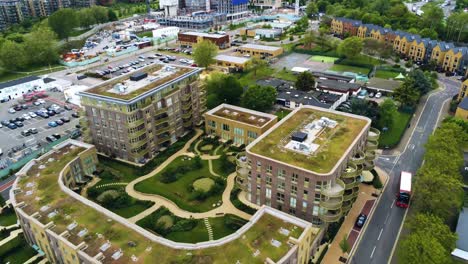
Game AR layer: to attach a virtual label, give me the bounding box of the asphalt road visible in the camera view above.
[352,77,460,264]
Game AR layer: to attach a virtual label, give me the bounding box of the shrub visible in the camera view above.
[193,155,203,169]
[371,170,383,189]
[224,215,246,230]
[171,219,198,232]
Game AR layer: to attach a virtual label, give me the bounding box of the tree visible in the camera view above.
[337,37,363,58]
[407,69,432,95]
[91,6,109,24]
[350,99,379,123]
[407,213,457,253]
[339,235,350,256]
[295,71,315,91]
[241,85,277,112]
[398,231,451,264]
[302,31,317,49]
[48,8,78,40]
[0,40,28,70]
[378,99,397,129]
[23,27,59,66]
[205,73,243,108]
[393,78,420,107]
[295,16,309,32]
[419,28,438,39]
[193,40,218,68]
[79,9,96,28]
[245,57,267,77]
[108,9,118,21]
[305,2,318,18]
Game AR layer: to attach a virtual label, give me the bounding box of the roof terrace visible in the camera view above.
[207,103,277,128]
[248,106,370,174]
[11,140,317,264]
[81,64,199,102]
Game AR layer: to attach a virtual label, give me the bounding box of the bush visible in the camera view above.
[171,219,198,232]
[229,188,257,215]
[371,170,383,189]
[224,215,246,230]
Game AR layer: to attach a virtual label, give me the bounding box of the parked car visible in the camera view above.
[48,121,58,127]
[15,117,25,122]
[29,128,38,134]
[56,120,64,126]
[15,121,23,127]
[375,92,382,98]
[28,112,37,118]
[33,101,41,106]
[7,123,17,129]
[21,130,31,136]
[1,120,10,126]
[60,117,70,123]
[8,108,16,114]
[355,213,367,228]
[52,133,61,139]
[71,112,79,118]
[64,105,73,111]
[47,110,56,116]
[0,148,2,156]
[38,112,49,118]
[46,136,57,142]
[22,113,31,120]
[37,99,46,104]
[13,105,22,111]
[70,130,82,139]
[21,104,28,110]
[368,92,375,98]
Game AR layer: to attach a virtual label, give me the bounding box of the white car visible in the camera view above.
[33,101,41,106]
[375,92,382,98]
[179,59,189,64]
[37,99,46,104]
[22,113,31,120]
[28,112,37,118]
[8,108,15,114]
[138,58,145,62]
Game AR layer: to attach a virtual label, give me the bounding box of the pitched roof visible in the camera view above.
[0,76,40,90]
[459,97,468,111]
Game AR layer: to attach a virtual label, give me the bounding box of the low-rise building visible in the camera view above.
[237,105,379,224]
[214,54,250,70]
[158,13,227,29]
[203,103,277,145]
[455,97,468,121]
[78,64,206,163]
[152,26,180,39]
[249,0,282,9]
[238,43,283,58]
[11,139,322,264]
[0,76,50,101]
[178,31,230,49]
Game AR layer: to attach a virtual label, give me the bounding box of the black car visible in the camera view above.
[355,213,367,228]
[56,120,64,126]
[9,119,16,124]
[60,117,70,123]
[47,110,56,116]
[15,121,24,127]
[13,105,22,111]
[46,136,57,142]
[64,105,72,111]
[15,117,25,122]
[71,112,79,118]
[52,133,61,139]
[21,130,31,136]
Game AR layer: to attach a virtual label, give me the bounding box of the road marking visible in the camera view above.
[391,199,395,208]
[384,213,390,224]
[370,246,376,259]
[378,228,384,241]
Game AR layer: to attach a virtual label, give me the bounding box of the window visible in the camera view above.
[303,190,308,200]
[304,178,309,188]
[314,193,321,202]
[291,185,297,195]
[278,169,286,178]
[266,176,272,186]
[292,173,298,183]
[290,197,297,208]
[222,123,230,131]
[276,193,285,203]
[247,131,257,138]
[209,120,216,128]
[266,188,271,198]
[266,165,272,174]
[302,201,307,212]
[278,180,285,190]
[312,206,319,216]
[234,127,244,135]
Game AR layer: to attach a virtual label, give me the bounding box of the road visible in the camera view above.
[352,77,460,264]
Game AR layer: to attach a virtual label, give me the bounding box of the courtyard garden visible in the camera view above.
[134,156,225,213]
[136,207,247,243]
[0,235,37,263]
[0,207,17,227]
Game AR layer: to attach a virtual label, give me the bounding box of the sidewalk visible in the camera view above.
[321,168,388,264]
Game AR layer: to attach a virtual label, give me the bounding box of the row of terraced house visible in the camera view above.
[331,17,468,77]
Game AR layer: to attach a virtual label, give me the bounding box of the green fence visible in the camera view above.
[0,135,70,179]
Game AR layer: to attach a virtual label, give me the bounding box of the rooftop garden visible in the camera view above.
[13,142,310,263]
[85,65,195,100]
[213,107,273,127]
[134,156,225,213]
[249,108,368,173]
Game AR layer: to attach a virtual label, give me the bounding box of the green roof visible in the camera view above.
[248,107,369,174]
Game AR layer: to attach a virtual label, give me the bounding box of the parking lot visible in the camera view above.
[0,91,80,161]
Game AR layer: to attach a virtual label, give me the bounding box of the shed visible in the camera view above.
[292,131,308,142]
[130,72,148,81]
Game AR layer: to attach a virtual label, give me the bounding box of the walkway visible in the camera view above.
[125,129,252,223]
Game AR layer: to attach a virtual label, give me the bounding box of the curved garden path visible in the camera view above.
[125,129,252,223]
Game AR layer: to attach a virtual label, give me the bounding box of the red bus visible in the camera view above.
[396,171,412,208]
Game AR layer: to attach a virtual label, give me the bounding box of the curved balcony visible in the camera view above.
[368,127,380,142]
[342,177,360,190]
[320,196,343,210]
[342,201,353,213]
[181,102,192,111]
[154,117,169,126]
[363,160,375,171]
[321,179,345,198]
[342,163,359,178]
[236,153,249,167]
[366,141,378,151]
[181,93,191,102]
[350,151,366,165]
[365,150,376,161]
[343,189,359,202]
[319,209,343,223]
[236,165,249,177]
[182,112,192,120]
[235,176,248,191]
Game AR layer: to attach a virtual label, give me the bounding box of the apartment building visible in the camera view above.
[455,97,468,121]
[203,104,278,145]
[458,79,468,100]
[332,17,468,75]
[249,0,281,9]
[78,64,206,164]
[330,17,361,37]
[236,105,379,224]
[177,31,230,48]
[11,139,323,264]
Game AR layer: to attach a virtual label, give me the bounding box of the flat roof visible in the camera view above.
[79,64,200,103]
[206,103,277,128]
[456,208,468,252]
[11,140,316,263]
[0,76,41,90]
[180,31,227,38]
[367,78,402,92]
[400,171,412,192]
[215,54,250,64]
[247,106,370,174]
[240,43,282,52]
[316,79,361,92]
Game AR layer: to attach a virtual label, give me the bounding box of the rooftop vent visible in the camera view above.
[248,116,256,120]
[232,111,238,116]
[258,118,265,123]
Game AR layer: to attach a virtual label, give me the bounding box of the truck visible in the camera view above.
[396,171,412,208]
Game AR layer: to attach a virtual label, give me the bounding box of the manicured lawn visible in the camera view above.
[110,199,154,218]
[272,69,297,82]
[211,157,236,178]
[378,111,412,148]
[340,54,382,66]
[0,208,17,226]
[375,70,400,79]
[137,31,153,38]
[0,235,37,264]
[329,64,370,75]
[166,220,208,243]
[310,55,339,63]
[235,66,275,87]
[69,28,90,37]
[134,157,223,212]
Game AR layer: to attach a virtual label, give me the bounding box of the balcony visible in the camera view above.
[319,209,343,223]
[320,196,343,210]
[350,151,365,165]
[365,150,376,161]
[368,128,380,142]
[130,139,148,149]
[155,126,171,135]
[128,129,146,139]
[363,160,375,171]
[154,117,169,126]
[183,120,192,128]
[343,177,359,190]
[321,179,345,198]
[235,175,248,191]
[181,93,191,102]
[154,107,168,116]
[343,189,359,202]
[127,119,145,128]
[182,112,192,120]
[181,102,192,111]
[366,141,378,151]
[236,153,249,167]
[342,201,353,213]
[158,135,171,144]
[342,164,359,178]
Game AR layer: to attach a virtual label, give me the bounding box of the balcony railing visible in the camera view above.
[183,120,192,128]
[154,107,168,116]
[158,135,171,144]
[182,112,192,120]
[181,93,191,101]
[154,117,169,126]
[319,209,343,223]
[368,127,380,142]
[127,119,145,128]
[342,201,353,213]
[181,102,192,111]
[366,141,378,151]
[320,197,343,210]
[156,126,171,135]
[321,179,345,198]
[342,163,359,178]
[350,150,365,165]
[343,178,360,190]
[365,150,376,161]
[363,160,375,171]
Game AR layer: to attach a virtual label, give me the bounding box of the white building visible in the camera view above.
[152,26,180,39]
[160,0,178,17]
[0,76,46,101]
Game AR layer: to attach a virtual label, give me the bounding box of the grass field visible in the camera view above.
[111,199,154,218]
[329,64,370,75]
[0,64,66,83]
[375,70,401,79]
[378,111,412,148]
[0,209,17,226]
[134,157,222,212]
[310,55,339,63]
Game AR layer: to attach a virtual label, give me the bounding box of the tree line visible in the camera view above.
[398,118,468,263]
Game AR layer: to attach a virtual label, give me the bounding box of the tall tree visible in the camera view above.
[23,27,59,66]
[407,213,457,253]
[241,85,277,112]
[295,71,315,91]
[79,9,97,28]
[205,73,243,108]
[0,40,27,70]
[407,69,433,95]
[378,99,397,129]
[193,40,218,68]
[91,6,109,24]
[305,2,318,18]
[393,78,420,107]
[245,57,267,77]
[398,231,452,264]
[337,37,363,58]
[48,8,78,40]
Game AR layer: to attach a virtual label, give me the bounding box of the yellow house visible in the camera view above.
[442,47,467,73]
[331,18,343,35]
[239,28,256,37]
[430,42,454,65]
[408,39,427,62]
[455,97,468,120]
[369,28,381,41]
[458,79,468,100]
[357,25,367,39]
